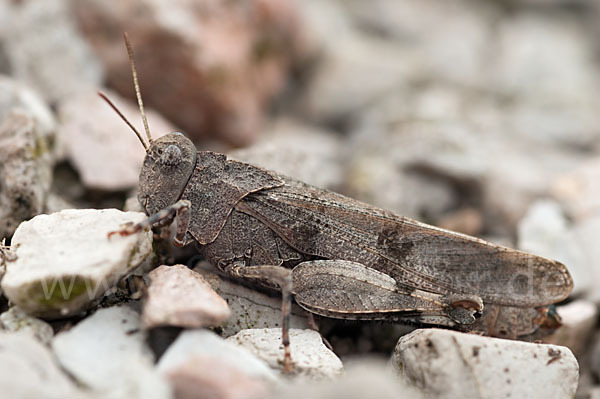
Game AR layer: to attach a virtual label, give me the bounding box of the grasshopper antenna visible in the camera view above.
[123,32,153,146]
[98,91,149,152]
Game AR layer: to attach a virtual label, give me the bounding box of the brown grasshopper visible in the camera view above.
[105,34,572,371]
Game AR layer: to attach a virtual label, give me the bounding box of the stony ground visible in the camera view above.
[1,0,600,398]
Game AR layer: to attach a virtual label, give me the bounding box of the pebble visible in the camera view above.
[0,331,84,399]
[72,0,308,146]
[392,328,579,399]
[0,0,103,103]
[227,328,343,378]
[142,264,231,329]
[195,265,309,337]
[57,89,174,191]
[52,305,170,399]
[1,209,153,318]
[0,76,55,238]
[158,329,276,396]
[0,306,54,345]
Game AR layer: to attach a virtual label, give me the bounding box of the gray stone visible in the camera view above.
[52,305,170,399]
[299,32,414,124]
[158,329,277,396]
[227,328,343,378]
[0,331,85,399]
[341,0,495,87]
[493,14,597,101]
[57,89,174,191]
[229,118,345,190]
[0,306,54,345]
[346,116,484,221]
[1,209,153,318]
[195,265,309,337]
[142,264,231,329]
[0,76,55,238]
[393,328,579,399]
[346,85,582,234]
[0,0,103,103]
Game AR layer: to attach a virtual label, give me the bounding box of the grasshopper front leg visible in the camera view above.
[0,238,16,269]
[108,199,191,247]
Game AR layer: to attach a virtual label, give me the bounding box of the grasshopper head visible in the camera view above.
[99,34,198,215]
[138,132,197,215]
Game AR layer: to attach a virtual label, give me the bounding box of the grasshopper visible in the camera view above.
[105,34,572,371]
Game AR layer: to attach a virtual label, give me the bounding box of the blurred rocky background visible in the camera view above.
[1,0,600,398]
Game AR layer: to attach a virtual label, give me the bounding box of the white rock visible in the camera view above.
[0,331,84,399]
[57,89,174,191]
[518,199,589,296]
[553,157,600,222]
[142,264,231,329]
[195,265,309,337]
[0,306,54,345]
[1,209,153,318]
[0,75,55,135]
[158,329,278,383]
[227,328,343,378]
[591,386,600,399]
[546,300,597,357]
[392,328,579,399]
[566,216,600,303]
[275,358,424,399]
[0,0,103,103]
[52,305,170,399]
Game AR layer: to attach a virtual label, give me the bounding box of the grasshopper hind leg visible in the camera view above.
[225,264,294,373]
[291,260,484,328]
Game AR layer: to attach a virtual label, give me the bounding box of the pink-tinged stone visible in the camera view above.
[57,88,176,191]
[143,264,231,329]
[166,356,268,399]
[73,0,309,146]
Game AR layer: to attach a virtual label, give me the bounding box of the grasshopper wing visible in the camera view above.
[237,178,573,308]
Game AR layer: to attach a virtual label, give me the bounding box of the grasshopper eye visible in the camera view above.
[160,144,182,166]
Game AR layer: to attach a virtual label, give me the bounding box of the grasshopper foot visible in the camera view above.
[107,221,136,239]
[107,200,191,247]
[225,264,295,373]
[444,294,484,325]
